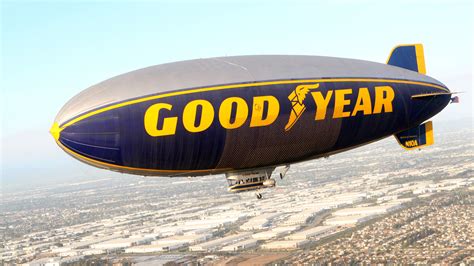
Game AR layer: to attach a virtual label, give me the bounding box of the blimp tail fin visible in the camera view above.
[394,121,434,150]
[387,44,426,74]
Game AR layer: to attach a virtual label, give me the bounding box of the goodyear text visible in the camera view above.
[144,85,395,137]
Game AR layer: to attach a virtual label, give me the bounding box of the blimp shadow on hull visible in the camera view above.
[50,44,455,198]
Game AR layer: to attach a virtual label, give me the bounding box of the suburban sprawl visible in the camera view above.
[1,123,473,265]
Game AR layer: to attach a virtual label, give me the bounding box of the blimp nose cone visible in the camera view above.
[51,108,123,167]
[50,122,61,141]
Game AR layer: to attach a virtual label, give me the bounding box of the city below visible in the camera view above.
[1,123,473,265]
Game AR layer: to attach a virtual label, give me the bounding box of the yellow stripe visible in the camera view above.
[415,44,427,74]
[56,140,233,174]
[59,78,448,130]
[411,92,452,98]
[425,121,434,145]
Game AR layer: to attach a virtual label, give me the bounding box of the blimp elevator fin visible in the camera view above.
[387,44,426,74]
[394,121,434,150]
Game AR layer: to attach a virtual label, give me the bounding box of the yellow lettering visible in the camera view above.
[219,97,248,129]
[373,86,395,114]
[333,89,352,118]
[405,140,418,147]
[351,87,372,116]
[183,100,214,133]
[250,96,280,127]
[144,103,178,137]
[311,91,333,120]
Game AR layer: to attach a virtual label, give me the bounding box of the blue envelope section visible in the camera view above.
[387,44,425,74]
[60,115,122,164]
[58,79,450,175]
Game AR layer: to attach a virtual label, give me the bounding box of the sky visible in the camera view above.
[1,0,473,191]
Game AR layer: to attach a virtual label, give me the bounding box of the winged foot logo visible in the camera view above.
[284,83,320,131]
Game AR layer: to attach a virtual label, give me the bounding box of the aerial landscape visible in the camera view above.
[2,1,473,265]
[2,121,472,265]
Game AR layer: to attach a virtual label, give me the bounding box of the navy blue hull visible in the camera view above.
[57,78,450,176]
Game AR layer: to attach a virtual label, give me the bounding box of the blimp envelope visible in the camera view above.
[50,44,452,181]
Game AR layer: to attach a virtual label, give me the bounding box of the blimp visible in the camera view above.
[51,44,455,198]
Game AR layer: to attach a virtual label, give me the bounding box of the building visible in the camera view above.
[240,213,280,231]
[280,209,324,226]
[151,234,211,246]
[286,225,336,240]
[324,214,376,226]
[220,238,258,251]
[189,233,251,252]
[134,254,193,265]
[125,242,185,253]
[90,236,154,250]
[332,205,401,217]
[23,256,84,266]
[261,240,309,250]
[252,226,299,240]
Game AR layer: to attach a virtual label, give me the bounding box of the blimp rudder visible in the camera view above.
[388,44,450,126]
[387,44,451,150]
[387,44,426,74]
